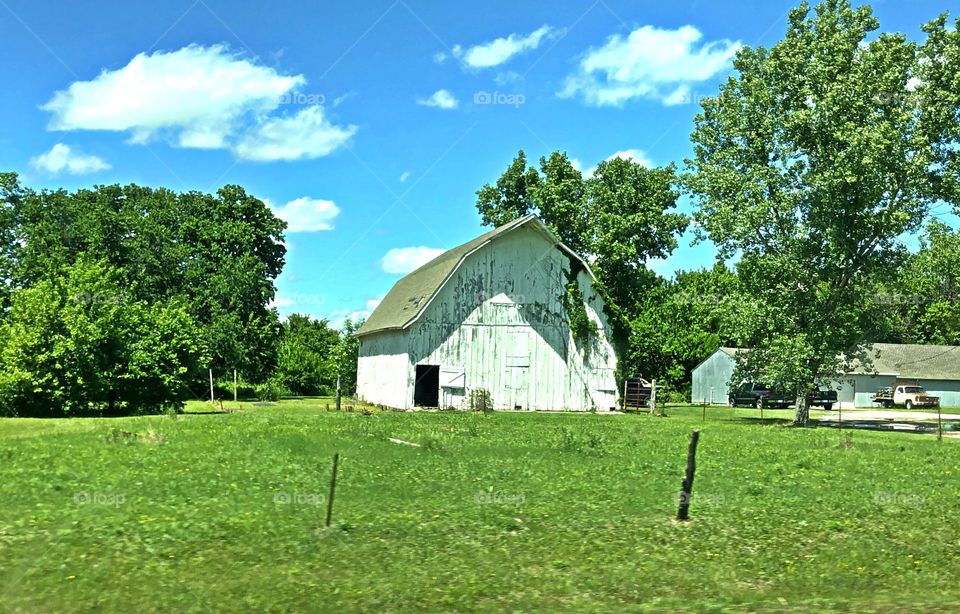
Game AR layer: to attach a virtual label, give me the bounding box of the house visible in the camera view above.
[356,215,619,411]
[691,343,960,408]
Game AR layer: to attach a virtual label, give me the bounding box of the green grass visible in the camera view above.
[2,401,959,612]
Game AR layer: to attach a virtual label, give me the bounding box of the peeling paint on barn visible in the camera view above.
[355,215,619,411]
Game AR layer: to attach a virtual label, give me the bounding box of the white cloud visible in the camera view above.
[454,26,557,69]
[417,89,459,110]
[269,295,296,309]
[326,308,371,329]
[381,246,445,274]
[606,149,653,168]
[269,291,325,312]
[29,143,110,175]
[41,44,355,161]
[269,196,340,232]
[560,25,741,106]
[233,106,356,161]
[399,171,411,183]
[332,91,355,107]
[576,149,654,178]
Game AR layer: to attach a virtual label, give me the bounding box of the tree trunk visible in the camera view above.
[794,392,810,426]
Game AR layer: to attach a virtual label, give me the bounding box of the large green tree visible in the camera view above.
[685,0,960,424]
[274,314,341,396]
[2,176,286,385]
[629,263,743,395]
[886,221,960,344]
[0,258,206,416]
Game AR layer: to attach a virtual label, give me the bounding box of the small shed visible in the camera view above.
[355,215,619,411]
[691,347,739,404]
[691,343,960,408]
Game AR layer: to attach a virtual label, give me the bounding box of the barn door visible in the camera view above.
[510,366,529,410]
[505,330,530,410]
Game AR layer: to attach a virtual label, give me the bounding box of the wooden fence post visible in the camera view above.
[676,430,701,521]
[336,375,342,412]
[233,369,238,403]
[209,368,214,402]
[649,379,657,415]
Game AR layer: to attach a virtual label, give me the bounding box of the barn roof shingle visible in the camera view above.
[357,215,590,337]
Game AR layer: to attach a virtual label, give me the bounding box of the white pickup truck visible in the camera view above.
[872,383,940,409]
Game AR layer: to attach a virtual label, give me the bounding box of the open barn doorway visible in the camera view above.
[414,365,440,407]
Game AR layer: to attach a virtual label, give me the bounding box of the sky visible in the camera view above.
[2,0,957,326]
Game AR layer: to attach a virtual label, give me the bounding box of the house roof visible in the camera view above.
[712,344,960,381]
[357,215,592,337]
[852,343,960,381]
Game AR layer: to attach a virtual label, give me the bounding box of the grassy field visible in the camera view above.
[2,400,959,612]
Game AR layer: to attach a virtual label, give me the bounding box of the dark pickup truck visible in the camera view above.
[729,383,793,409]
[807,387,838,411]
[730,383,838,410]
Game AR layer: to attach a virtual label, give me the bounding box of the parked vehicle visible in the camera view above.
[807,387,838,411]
[730,383,838,410]
[872,382,940,409]
[729,382,792,409]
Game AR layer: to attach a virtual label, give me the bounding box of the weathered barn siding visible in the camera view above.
[356,329,409,407]
[691,348,736,404]
[406,225,618,411]
[356,220,618,411]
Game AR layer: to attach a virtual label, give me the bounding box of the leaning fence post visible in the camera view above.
[676,430,701,521]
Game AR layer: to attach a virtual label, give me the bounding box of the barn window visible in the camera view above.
[414,365,440,407]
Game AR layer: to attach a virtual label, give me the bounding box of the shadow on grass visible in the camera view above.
[731,417,794,426]
[813,418,958,436]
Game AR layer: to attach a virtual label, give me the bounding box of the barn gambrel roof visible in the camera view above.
[357,215,594,337]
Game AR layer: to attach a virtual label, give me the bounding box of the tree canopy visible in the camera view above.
[0,174,286,415]
[685,0,960,424]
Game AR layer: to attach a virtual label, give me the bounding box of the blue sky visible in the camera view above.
[2,0,956,326]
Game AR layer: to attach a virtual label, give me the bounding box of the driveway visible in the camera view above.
[814,408,960,437]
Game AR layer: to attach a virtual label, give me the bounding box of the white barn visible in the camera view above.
[691,344,960,408]
[356,215,619,411]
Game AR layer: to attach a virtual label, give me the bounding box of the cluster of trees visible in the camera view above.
[4,0,956,426]
[272,315,360,397]
[477,0,960,424]
[0,174,361,416]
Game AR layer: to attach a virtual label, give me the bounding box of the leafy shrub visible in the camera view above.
[255,379,287,402]
[0,258,207,416]
[555,427,608,456]
[470,388,493,413]
[0,370,32,417]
